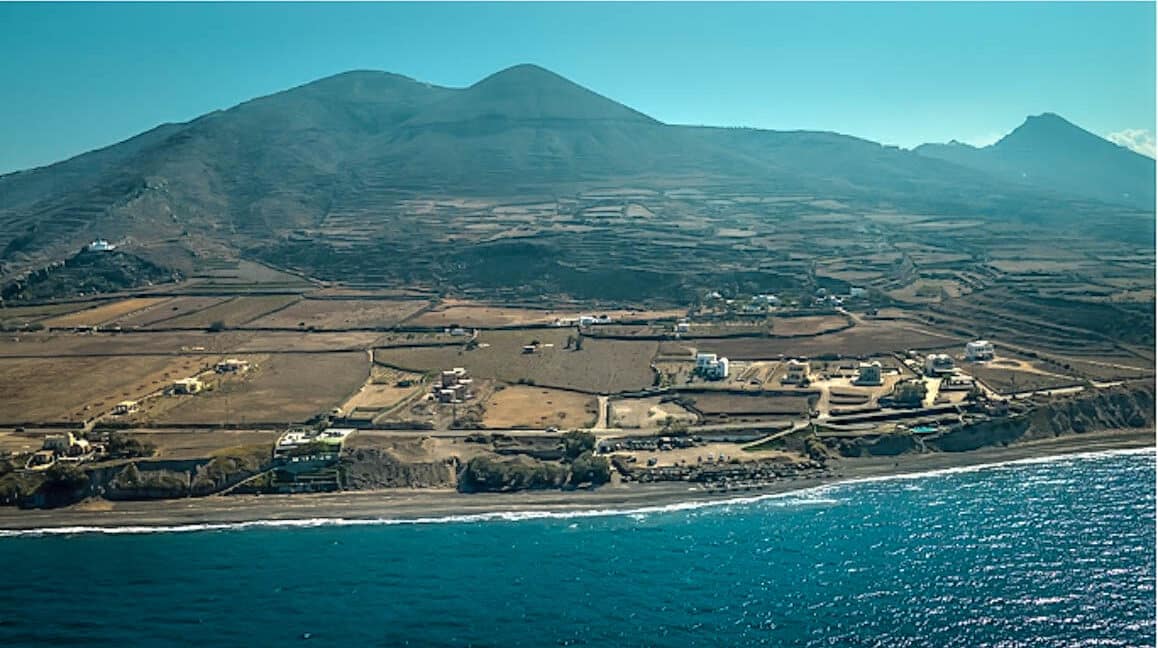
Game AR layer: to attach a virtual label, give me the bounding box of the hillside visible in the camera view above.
[914,113,1156,210]
[0,65,1154,302]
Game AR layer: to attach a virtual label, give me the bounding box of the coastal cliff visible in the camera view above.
[830,383,1154,458]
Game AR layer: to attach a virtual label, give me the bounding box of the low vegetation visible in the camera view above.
[190,444,271,495]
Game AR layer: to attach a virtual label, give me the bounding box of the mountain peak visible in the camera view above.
[408,63,658,125]
[987,112,1114,158]
[471,63,565,88]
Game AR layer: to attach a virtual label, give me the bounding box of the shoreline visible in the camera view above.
[0,428,1152,534]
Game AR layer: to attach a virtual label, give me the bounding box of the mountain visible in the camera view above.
[0,65,1153,297]
[914,113,1156,209]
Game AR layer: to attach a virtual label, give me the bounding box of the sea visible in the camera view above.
[0,449,1153,647]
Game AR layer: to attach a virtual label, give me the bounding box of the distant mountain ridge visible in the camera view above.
[914,113,1155,209]
[0,65,1153,283]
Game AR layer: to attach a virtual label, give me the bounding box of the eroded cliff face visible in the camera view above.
[829,383,1154,458]
[1023,383,1154,438]
[924,418,1030,453]
[341,447,455,489]
[831,433,923,458]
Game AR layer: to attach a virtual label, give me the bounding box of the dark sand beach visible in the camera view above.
[0,429,1151,532]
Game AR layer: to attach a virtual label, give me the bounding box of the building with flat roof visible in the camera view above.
[87,239,116,252]
[173,377,203,394]
[112,400,139,415]
[965,340,995,362]
[694,352,730,380]
[924,353,956,375]
[855,361,883,386]
[783,359,811,384]
[215,358,250,373]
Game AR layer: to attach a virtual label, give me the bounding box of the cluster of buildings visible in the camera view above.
[553,314,613,327]
[694,353,730,380]
[86,239,117,252]
[275,427,353,457]
[27,432,97,470]
[435,367,473,403]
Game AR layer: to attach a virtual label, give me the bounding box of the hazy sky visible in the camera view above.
[1,2,1154,173]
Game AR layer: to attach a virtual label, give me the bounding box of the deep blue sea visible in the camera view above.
[1,449,1154,647]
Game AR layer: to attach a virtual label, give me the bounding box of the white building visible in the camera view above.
[215,358,251,373]
[848,287,868,298]
[965,340,995,362]
[783,359,811,384]
[924,353,956,375]
[855,361,883,386]
[112,400,139,415]
[173,377,203,394]
[705,357,730,380]
[694,352,730,380]
[578,314,612,327]
[87,239,116,252]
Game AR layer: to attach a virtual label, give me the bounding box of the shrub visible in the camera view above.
[560,430,595,459]
[207,320,227,332]
[106,432,155,459]
[458,456,568,492]
[569,452,611,486]
[42,463,89,497]
[0,472,42,505]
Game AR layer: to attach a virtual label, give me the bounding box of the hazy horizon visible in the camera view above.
[1,1,1155,174]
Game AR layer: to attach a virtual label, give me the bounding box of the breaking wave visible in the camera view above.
[1,446,1150,538]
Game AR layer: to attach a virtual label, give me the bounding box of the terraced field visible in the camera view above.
[42,298,170,328]
[375,329,658,393]
[162,295,301,328]
[246,298,429,329]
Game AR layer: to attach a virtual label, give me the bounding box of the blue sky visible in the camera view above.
[1,2,1154,173]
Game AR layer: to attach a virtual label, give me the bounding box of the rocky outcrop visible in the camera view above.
[924,417,1029,453]
[832,432,924,457]
[341,447,455,489]
[926,383,1153,453]
[1023,383,1154,438]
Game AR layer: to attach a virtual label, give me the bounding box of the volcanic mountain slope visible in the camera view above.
[915,113,1156,210]
[0,64,1153,288]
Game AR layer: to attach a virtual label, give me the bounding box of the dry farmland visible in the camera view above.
[0,331,259,358]
[609,396,698,428]
[958,364,1085,395]
[480,385,597,429]
[148,352,368,424]
[0,301,97,325]
[115,297,230,328]
[341,366,426,413]
[42,298,170,328]
[122,429,282,460]
[162,295,301,328]
[246,298,429,329]
[770,315,850,336]
[406,300,684,328]
[699,319,962,359]
[229,331,384,353]
[0,355,213,422]
[684,391,815,417]
[375,329,657,393]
